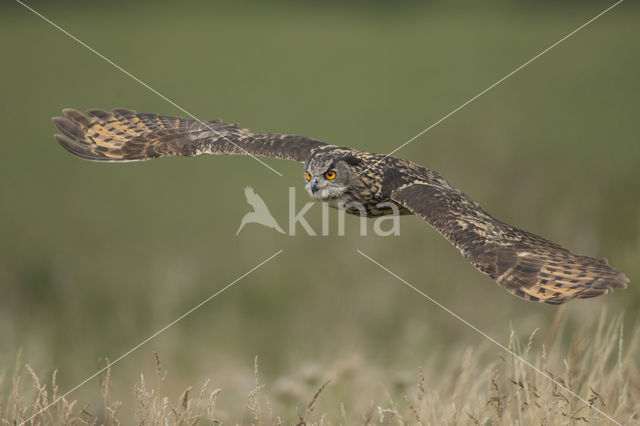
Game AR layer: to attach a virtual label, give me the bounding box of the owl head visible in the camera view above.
[303,150,362,201]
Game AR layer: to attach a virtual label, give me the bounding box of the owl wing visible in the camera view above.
[390,181,628,304]
[52,108,327,163]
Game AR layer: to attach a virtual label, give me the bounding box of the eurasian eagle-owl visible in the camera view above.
[52,108,628,305]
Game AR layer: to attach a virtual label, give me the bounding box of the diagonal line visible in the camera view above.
[356,249,622,426]
[358,0,624,176]
[18,249,284,426]
[15,0,283,177]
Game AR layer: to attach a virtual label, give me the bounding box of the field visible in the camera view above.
[1,0,639,424]
[2,313,640,424]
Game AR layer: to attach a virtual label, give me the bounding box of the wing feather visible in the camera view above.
[52,108,327,163]
[391,181,628,304]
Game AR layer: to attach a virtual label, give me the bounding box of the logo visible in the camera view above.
[236,187,400,237]
[236,187,285,235]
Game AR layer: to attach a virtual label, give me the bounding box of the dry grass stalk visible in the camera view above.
[1,313,638,425]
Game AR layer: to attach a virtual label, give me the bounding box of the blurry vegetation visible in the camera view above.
[2,314,638,424]
[1,0,639,423]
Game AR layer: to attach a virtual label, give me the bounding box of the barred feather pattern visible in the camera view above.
[391,182,628,304]
[52,108,326,163]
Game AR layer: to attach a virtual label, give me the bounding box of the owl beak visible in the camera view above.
[310,178,319,194]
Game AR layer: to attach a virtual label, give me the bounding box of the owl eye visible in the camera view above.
[324,171,336,180]
[305,172,311,181]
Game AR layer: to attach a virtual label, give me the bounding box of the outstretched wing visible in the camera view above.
[52,108,327,163]
[390,181,628,304]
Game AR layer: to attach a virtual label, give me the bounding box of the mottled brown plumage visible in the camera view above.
[52,108,629,304]
[53,108,324,163]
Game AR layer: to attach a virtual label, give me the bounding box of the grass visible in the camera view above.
[2,312,638,425]
[1,1,639,424]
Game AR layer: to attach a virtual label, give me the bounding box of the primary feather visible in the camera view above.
[52,108,325,163]
[390,182,628,304]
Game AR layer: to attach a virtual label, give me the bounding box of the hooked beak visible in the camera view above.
[310,178,319,194]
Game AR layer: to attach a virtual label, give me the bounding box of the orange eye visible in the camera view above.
[305,172,311,181]
[324,171,336,180]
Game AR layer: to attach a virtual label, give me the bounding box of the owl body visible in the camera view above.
[52,108,628,304]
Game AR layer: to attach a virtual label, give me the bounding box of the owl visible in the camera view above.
[52,108,628,304]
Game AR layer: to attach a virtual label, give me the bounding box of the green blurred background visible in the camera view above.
[1,0,639,420]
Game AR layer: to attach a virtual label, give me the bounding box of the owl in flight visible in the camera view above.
[52,108,628,304]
